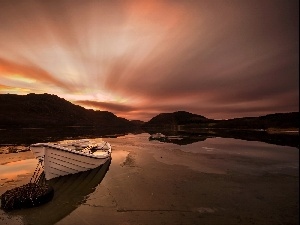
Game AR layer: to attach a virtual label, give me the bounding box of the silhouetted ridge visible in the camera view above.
[143,111,211,127]
[143,110,299,130]
[1,94,298,130]
[212,112,299,129]
[0,93,134,128]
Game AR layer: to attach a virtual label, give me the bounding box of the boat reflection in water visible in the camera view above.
[9,159,111,225]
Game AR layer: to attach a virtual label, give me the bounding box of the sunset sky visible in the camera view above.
[0,0,298,121]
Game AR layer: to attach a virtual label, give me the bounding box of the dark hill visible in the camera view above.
[212,112,299,129]
[143,111,213,127]
[0,93,134,128]
[143,110,299,130]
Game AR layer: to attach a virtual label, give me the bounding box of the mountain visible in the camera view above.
[143,111,299,130]
[1,93,298,130]
[0,93,134,128]
[211,112,299,129]
[142,111,213,127]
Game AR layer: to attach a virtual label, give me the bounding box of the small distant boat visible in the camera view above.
[149,133,166,141]
[30,139,111,180]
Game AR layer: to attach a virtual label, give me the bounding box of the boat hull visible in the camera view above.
[30,145,45,162]
[30,140,111,180]
[44,147,110,180]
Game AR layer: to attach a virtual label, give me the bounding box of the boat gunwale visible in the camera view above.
[30,143,111,159]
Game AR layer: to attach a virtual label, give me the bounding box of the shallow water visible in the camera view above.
[0,133,299,225]
[136,134,299,177]
[0,159,36,181]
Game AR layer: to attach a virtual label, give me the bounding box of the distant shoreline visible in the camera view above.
[266,127,299,135]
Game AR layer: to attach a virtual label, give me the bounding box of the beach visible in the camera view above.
[0,134,299,225]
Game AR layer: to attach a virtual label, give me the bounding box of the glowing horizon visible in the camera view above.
[0,0,298,121]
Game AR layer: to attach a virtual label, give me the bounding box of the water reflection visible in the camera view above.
[0,127,298,149]
[0,133,298,225]
[8,160,111,225]
[145,128,299,148]
[146,135,299,176]
[0,127,143,145]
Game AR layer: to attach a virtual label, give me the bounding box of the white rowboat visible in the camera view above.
[30,139,111,180]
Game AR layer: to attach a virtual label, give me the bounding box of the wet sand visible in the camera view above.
[0,134,299,225]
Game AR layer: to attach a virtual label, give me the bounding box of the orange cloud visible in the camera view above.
[0,57,74,92]
[0,83,31,93]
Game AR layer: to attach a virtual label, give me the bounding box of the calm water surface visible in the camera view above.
[1,133,298,190]
[0,133,298,225]
[147,136,299,175]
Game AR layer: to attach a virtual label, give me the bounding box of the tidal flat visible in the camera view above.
[0,133,299,225]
